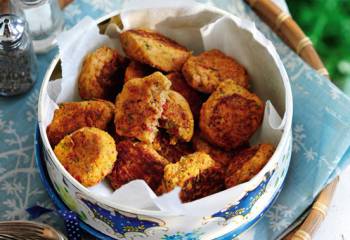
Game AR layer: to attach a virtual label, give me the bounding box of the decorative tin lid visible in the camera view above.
[0,14,25,45]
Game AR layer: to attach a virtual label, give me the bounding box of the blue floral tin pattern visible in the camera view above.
[77,194,166,238]
[211,171,274,221]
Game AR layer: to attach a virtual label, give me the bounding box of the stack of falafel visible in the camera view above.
[47,28,275,203]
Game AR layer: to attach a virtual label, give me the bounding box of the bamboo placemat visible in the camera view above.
[244,0,339,239]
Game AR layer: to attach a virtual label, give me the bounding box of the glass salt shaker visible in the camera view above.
[0,14,38,96]
[10,0,64,53]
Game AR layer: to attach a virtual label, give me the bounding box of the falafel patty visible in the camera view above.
[107,141,169,191]
[152,131,193,163]
[182,49,249,93]
[192,132,235,167]
[114,72,171,144]
[162,152,224,202]
[54,127,117,187]
[225,144,275,188]
[120,28,191,72]
[124,61,155,82]
[166,72,203,120]
[200,80,264,150]
[160,90,194,144]
[47,100,115,147]
[78,46,124,100]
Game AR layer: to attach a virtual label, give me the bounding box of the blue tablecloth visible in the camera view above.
[0,1,349,239]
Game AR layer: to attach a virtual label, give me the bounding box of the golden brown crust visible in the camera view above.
[166,72,203,120]
[152,131,193,163]
[182,49,249,93]
[163,152,214,190]
[120,28,191,72]
[114,72,171,144]
[107,141,169,191]
[180,165,224,202]
[54,127,117,187]
[160,90,194,144]
[162,152,224,201]
[200,80,264,150]
[78,46,124,100]
[225,144,275,188]
[47,100,115,147]
[192,132,235,167]
[124,61,155,82]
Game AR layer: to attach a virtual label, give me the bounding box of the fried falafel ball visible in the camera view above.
[107,141,169,191]
[225,144,275,188]
[160,90,194,144]
[200,80,264,150]
[54,127,117,187]
[162,152,224,202]
[166,72,203,120]
[120,28,191,72]
[182,49,249,93]
[47,100,115,147]
[192,132,250,167]
[78,46,124,100]
[192,132,235,167]
[152,131,193,163]
[115,72,171,143]
[124,61,155,82]
[180,164,224,202]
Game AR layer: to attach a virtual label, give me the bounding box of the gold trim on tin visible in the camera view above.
[296,37,312,55]
[275,11,290,30]
[312,202,328,219]
[292,230,312,240]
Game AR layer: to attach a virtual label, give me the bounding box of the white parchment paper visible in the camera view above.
[41,3,289,217]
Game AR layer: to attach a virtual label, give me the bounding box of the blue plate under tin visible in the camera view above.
[34,125,283,240]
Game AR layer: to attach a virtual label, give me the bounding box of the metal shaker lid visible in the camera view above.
[0,14,25,45]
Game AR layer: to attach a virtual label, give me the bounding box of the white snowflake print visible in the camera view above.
[0,89,53,222]
[64,4,82,19]
[319,155,338,172]
[324,106,345,123]
[292,124,306,153]
[329,86,340,100]
[289,63,308,82]
[25,89,38,123]
[292,123,321,163]
[1,181,25,195]
[304,148,317,161]
[265,204,293,232]
[306,71,324,86]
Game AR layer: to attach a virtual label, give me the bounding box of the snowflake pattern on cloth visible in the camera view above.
[0,1,349,240]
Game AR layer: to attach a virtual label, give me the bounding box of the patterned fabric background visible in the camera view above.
[0,0,349,239]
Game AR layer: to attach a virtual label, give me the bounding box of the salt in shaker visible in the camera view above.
[10,0,64,53]
[0,14,38,96]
